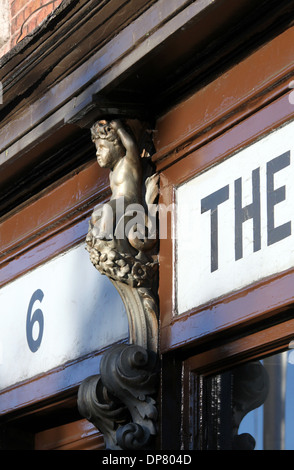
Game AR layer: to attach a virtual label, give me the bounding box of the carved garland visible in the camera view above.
[77,119,159,450]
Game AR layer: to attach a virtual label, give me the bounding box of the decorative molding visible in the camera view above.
[78,344,158,450]
[78,118,159,450]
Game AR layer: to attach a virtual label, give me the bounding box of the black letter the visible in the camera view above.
[201,185,229,272]
[235,168,261,261]
[267,152,291,246]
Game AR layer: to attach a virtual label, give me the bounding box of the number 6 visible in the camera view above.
[26,289,44,353]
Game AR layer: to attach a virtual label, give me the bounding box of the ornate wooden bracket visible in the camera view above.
[78,344,158,450]
[77,118,159,450]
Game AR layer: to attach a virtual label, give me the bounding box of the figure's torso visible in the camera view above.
[109,156,142,204]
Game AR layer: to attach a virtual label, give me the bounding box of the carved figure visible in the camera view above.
[79,118,159,450]
[86,119,159,289]
[90,119,143,240]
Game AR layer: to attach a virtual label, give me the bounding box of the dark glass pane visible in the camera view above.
[203,349,294,450]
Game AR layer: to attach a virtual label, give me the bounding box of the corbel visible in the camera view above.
[77,117,159,450]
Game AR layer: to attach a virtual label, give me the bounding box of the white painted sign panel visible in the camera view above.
[176,120,294,315]
[0,243,128,391]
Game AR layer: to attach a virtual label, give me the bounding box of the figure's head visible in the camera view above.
[91,120,124,169]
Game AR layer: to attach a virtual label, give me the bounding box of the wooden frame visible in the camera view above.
[2,0,294,451]
[181,317,294,450]
[35,419,104,450]
[156,24,294,354]
[0,158,118,418]
[0,160,109,285]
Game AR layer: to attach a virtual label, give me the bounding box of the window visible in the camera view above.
[200,351,294,450]
[237,351,294,450]
[182,318,294,450]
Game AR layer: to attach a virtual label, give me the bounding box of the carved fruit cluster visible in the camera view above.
[87,244,157,288]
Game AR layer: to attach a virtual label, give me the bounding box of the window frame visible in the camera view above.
[181,316,294,450]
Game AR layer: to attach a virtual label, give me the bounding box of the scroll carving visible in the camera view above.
[78,344,158,450]
[78,119,159,450]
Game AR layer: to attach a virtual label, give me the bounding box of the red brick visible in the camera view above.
[11,0,28,19]
[24,0,40,18]
[11,9,25,31]
[2,0,64,54]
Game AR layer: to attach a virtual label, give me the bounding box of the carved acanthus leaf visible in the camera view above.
[78,344,158,450]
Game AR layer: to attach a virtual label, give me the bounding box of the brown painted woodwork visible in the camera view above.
[180,319,294,450]
[35,419,104,450]
[2,0,293,204]
[185,318,294,376]
[156,24,294,354]
[1,0,158,116]
[2,0,294,451]
[0,157,113,420]
[154,25,294,169]
[0,160,109,287]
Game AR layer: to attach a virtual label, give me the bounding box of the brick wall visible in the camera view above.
[0,0,63,58]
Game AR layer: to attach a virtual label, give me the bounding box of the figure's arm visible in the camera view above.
[111,120,139,163]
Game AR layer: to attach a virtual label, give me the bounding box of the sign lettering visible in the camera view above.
[201,152,291,273]
[0,244,128,391]
[26,289,45,353]
[176,121,294,314]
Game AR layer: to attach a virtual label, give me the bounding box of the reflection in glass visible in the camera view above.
[203,349,294,450]
[232,361,269,450]
[238,351,294,450]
